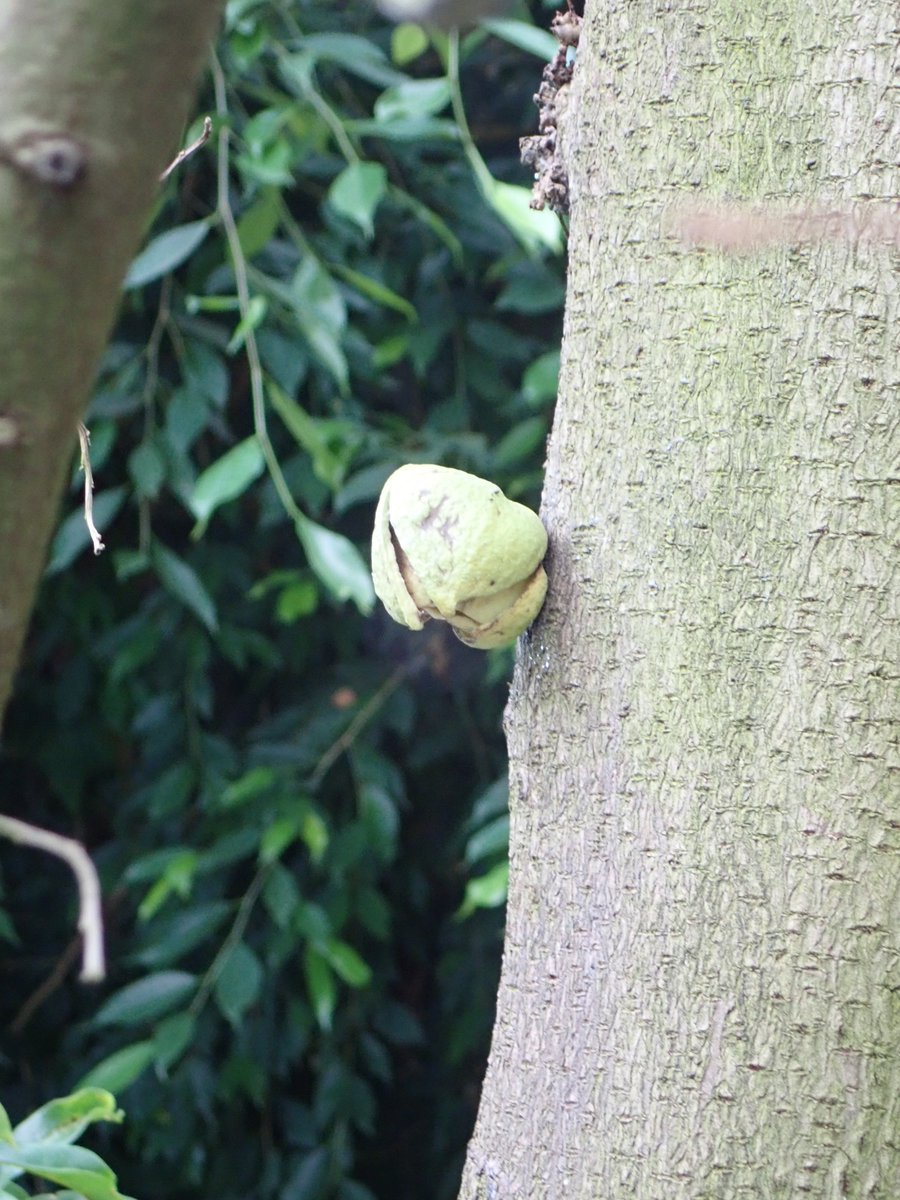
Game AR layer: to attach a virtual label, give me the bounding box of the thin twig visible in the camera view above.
[8,936,81,1033]
[159,115,213,182]
[189,864,270,1017]
[0,815,105,982]
[310,660,416,788]
[77,422,104,555]
[209,53,304,528]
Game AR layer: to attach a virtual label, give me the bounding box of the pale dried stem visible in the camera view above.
[159,114,212,181]
[0,814,105,982]
[77,421,104,555]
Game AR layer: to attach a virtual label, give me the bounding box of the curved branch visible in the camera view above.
[0,814,104,981]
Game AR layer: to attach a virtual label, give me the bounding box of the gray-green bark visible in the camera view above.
[0,0,224,726]
[461,1,898,1196]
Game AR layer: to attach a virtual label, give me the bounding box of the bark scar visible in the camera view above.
[0,130,88,189]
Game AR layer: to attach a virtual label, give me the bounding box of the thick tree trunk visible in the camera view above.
[0,0,223,726]
[461,1,898,1197]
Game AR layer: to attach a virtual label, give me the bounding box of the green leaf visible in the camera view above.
[494,416,547,468]
[464,814,509,865]
[374,79,451,124]
[151,542,218,632]
[76,1044,155,1095]
[391,22,428,65]
[522,349,560,409]
[188,436,265,535]
[488,181,563,256]
[0,1105,11,1146]
[276,579,318,623]
[124,221,210,290]
[214,941,263,1025]
[303,946,336,1031]
[12,1090,122,1149]
[128,438,167,500]
[481,18,558,60]
[286,258,348,391]
[137,848,198,921]
[297,35,406,87]
[321,939,372,989]
[302,811,329,863]
[457,861,509,919]
[329,264,417,321]
[219,766,276,809]
[327,162,388,239]
[295,516,374,614]
[0,1144,126,1200]
[345,116,458,143]
[267,384,344,488]
[94,971,197,1028]
[258,813,306,865]
[236,189,281,258]
[153,1011,196,1073]
[226,294,268,353]
[262,863,302,929]
[45,488,127,575]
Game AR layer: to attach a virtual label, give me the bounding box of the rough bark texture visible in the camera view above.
[0,0,224,726]
[461,1,898,1197]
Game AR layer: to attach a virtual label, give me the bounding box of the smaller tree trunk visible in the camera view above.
[0,0,224,726]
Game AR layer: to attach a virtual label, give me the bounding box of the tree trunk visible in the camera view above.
[461,1,898,1196]
[0,0,223,726]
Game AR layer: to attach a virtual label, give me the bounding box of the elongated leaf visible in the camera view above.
[267,385,337,479]
[303,946,336,1031]
[374,79,450,123]
[124,221,209,290]
[12,1091,121,1149]
[287,258,348,391]
[464,814,509,865]
[151,543,218,632]
[327,162,387,239]
[329,264,417,321]
[76,1044,155,1095]
[321,939,372,989]
[93,971,197,1028]
[214,941,263,1025]
[295,517,374,614]
[457,861,509,919]
[0,1144,126,1200]
[189,436,265,534]
[153,1012,196,1073]
[481,18,558,60]
[391,22,428,65]
[345,116,459,143]
[296,35,406,87]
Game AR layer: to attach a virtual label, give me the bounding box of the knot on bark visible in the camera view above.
[0,131,87,189]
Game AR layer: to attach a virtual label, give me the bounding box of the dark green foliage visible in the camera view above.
[0,3,563,1197]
